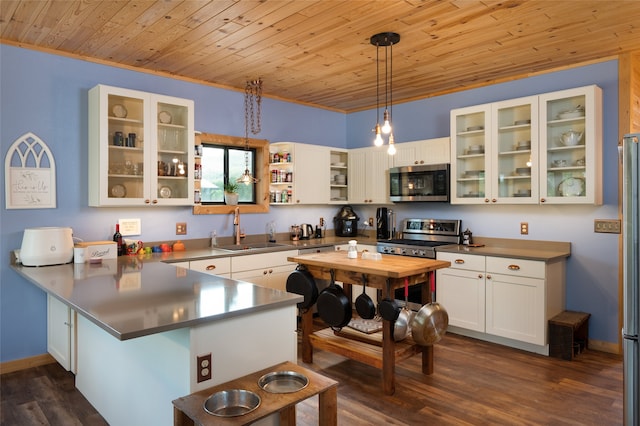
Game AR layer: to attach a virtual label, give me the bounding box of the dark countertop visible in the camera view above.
[11,258,302,341]
[436,237,571,262]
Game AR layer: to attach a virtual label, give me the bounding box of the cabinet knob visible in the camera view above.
[152,199,158,204]
[508,264,521,271]
[454,259,465,264]
[205,265,216,271]
[268,269,273,274]
[540,198,546,203]
[263,270,268,275]
[484,198,490,203]
[491,198,497,203]
[487,274,492,280]
[145,199,151,204]
[478,274,483,279]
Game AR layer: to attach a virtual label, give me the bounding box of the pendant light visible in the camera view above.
[237,79,262,185]
[370,32,400,155]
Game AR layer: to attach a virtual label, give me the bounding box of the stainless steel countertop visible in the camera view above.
[11,259,302,341]
[435,237,571,262]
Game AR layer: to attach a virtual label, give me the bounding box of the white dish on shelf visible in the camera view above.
[158,111,172,124]
[159,186,172,198]
[332,162,346,167]
[558,111,584,119]
[112,104,127,118]
[514,119,531,125]
[466,125,484,131]
[110,184,126,198]
[558,177,585,197]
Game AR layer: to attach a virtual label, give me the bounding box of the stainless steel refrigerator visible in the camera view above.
[622,134,639,426]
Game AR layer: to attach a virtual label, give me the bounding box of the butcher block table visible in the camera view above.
[287,251,451,395]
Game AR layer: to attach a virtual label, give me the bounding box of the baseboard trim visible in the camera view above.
[0,353,56,375]
[589,338,620,355]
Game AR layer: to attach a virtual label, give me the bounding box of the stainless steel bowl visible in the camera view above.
[203,389,261,417]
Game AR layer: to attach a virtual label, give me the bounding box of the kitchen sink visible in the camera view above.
[217,242,291,251]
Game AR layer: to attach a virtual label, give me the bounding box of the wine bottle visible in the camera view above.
[113,224,123,256]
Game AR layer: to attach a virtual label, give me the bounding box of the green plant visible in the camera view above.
[224,182,238,193]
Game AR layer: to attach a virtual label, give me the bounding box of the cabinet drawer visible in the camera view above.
[190,257,231,275]
[486,257,544,279]
[437,252,485,271]
[231,250,298,272]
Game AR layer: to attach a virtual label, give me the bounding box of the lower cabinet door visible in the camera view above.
[47,294,73,371]
[485,273,545,345]
[436,267,485,332]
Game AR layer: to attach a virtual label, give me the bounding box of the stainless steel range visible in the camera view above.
[377,218,462,259]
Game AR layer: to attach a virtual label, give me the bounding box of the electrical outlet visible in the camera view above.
[368,217,374,227]
[594,219,621,234]
[520,222,528,235]
[196,353,212,383]
[319,217,325,227]
[176,222,187,235]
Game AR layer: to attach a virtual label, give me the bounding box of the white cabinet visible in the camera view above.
[391,137,451,167]
[436,251,565,353]
[189,257,231,278]
[538,85,602,205]
[348,146,391,204]
[435,253,485,332]
[231,250,298,291]
[269,142,330,204]
[47,294,76,372]
[450,85,602,205]
[89,84,195,206]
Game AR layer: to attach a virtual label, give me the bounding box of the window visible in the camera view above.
[200,144,257,204]
[192,132,269,215]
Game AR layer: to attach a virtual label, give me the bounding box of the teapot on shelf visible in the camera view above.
[560,130,584,146]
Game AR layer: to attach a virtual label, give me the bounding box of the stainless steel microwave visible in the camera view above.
[389,164,450,202]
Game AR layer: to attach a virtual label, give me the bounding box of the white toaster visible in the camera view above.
[20,227,74,266]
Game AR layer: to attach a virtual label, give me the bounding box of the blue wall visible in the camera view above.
[1,44,620,362]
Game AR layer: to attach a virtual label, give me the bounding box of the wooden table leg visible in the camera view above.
[279,405,296,426]
[382,317,396,395]
[318,385,338,426]
[301,307,314,363]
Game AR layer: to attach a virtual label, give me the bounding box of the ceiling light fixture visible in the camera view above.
[370,32,400,155]
[237,78,262,185]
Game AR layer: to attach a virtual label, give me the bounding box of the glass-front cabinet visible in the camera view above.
[89,84,194,206]
[491,96,539,203]
[450,104,491,204]
[539,85,602,205]
[451,85,601,205]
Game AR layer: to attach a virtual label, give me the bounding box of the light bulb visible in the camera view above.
[381,109,391,134]
[373,124,383,146]
[387,133,396,155]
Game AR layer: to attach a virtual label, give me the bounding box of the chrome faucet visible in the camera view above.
[233,206,245,244]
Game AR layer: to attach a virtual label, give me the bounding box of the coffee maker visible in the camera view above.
[334,205,359,237]
[376,207,395,240]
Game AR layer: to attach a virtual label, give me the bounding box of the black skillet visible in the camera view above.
[378,278,400,321]
[285,265,318,311]
[355,274,376,319]
[316,269,352,328]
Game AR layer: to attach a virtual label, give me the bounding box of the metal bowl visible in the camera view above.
[258,371,309,393]
[203,389,261,417]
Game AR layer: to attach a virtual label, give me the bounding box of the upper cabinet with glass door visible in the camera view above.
[538,85,602,205]
[490,96,539,204]
[88,84,194,206]
[450,104,491,204]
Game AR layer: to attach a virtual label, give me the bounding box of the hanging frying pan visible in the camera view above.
[355,274,376,319]
[316,269,352,328]
[378,278,400,322]
[411,272,449,346]
[285,265,318,311]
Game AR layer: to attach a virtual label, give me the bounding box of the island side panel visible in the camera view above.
[75,315,191,426]
[189,305,298,392]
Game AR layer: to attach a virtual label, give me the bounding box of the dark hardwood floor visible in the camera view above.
[1,331,623,425]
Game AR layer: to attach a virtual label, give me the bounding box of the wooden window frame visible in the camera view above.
[193,132,270,215]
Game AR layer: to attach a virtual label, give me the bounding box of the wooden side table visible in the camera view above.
[549,311,590,360]
[172,361,337,426]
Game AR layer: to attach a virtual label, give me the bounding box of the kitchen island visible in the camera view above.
[287,251,451,395]
[12,257,302,426]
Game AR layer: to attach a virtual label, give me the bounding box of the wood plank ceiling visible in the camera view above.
[1,0,639,112]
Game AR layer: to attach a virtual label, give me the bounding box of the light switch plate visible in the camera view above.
[594,219,621,234]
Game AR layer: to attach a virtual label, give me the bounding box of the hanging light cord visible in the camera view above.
[238,79,263,184]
